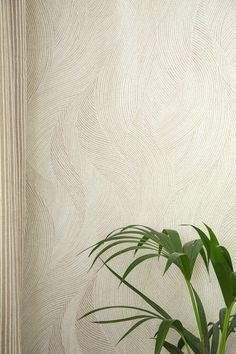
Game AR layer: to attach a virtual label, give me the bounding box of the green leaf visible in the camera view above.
[105,226,124,238]
[100,228,161,245]
[103,262,171,319]
[113,227,162,246]
[230,272,236,297]
[219,246,233,271]
[162,229,183,253]
[183,225,210,266]
[120,253,159,284]
[93,314,155,324]
[88,235,145,257]
[79,305,161,320]
[90,240,146,268]
[200,248,209,273]
[210,245,234,308]
[219,308,226,332]
[177,337,184,349]
[163,341,184,354]
[192,287,210,353]
[132,225,163,236]
[211,323,219,354]
[183,240,203,270]
[78,229,133,256]
[103,245,159,266]
[169,326,201,353]
[199,224,235,308]
[155,320,176,354]
[164,253,192,280]
[158,244,163,259]
[228,313,236,336]
[179,329,202,354]
[155,232,174,253]
[208,321,220,339]
[134,235,150,255]
[155,319,184,354]
[203,224,219,245]
[164,253,182,274]
[117,317,155,343]
[106,229,151,240]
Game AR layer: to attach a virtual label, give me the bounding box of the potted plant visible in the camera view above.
[80,224,236,353]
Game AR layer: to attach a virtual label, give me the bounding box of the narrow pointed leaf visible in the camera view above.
[155,320,174,354]
[121,254,158,284]
[108,228,161,245]
[134,235,149,255]
[180,329,202,354]
[211,323,219,354]
[203,224,219,245]
[158,244,163,259]
[207,320,220,339]
[164,325,201,353]
[164,253,184,272]
[177,337,184,350]
[230,272,236,297]
[183,225,210,265]
[162,229,182,252]
[79,305,162,320]
[117,317,155,343]
[89,235,144,257]
[90,240,142,268]
[192,287,210,353]
[183,240,203,270]
[132,225,162,235]
[200,248,209,273]
[104,262,171,319]
[218,246,233,271]
[93,314,155,324]
[195,225,236,308]
[163,341,184,354]
[228,313,236,336]
[155,319,184,354]
[155,233,173,253]
[219,308,226,332]
[105,226,124,239]
[210,246,234,307]
[80,232,143,256]
[164,253,192,280]
[104,245,158,266]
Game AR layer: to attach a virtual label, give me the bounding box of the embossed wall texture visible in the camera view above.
[25,0,236,353]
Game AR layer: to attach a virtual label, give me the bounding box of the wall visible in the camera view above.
[25,0,236,353]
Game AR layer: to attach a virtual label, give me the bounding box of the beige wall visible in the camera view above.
[25,0,236,353]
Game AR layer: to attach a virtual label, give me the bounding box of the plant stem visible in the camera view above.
[186,281,204,348]
[219,301,235,354]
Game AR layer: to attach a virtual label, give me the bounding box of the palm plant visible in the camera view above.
[80,224,236,353]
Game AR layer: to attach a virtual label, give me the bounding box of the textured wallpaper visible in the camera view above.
[25,0,236,353]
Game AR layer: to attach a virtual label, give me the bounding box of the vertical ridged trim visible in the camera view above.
[0,1,26,353]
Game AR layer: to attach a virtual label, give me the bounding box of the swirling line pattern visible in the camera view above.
[25,0,236,353]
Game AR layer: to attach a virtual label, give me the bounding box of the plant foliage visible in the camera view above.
[80,224,236,353]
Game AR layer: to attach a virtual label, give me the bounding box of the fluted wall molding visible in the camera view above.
[0,1,26,353]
